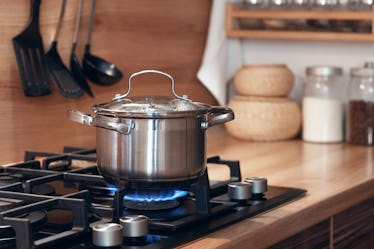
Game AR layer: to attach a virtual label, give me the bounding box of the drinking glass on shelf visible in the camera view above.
[307,0,341,31]
[240,0,269,29]
[244,0,270,8]
[263,0,288,30]
[289,0,311,9]
[353,0,372,32]
[288,0,310,30]
[270,0,289,9]
[329,0,355,32]
[358,0,373,10]
[310,0,338,10]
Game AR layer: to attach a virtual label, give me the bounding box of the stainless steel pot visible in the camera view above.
[67,70,234,186]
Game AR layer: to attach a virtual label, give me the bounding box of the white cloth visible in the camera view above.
[197,0,243,105]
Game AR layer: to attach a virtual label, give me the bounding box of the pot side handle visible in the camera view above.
[67,110,94,126]
[203,106,234,129]
[67,110,132,135]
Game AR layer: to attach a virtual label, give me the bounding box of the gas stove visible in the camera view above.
[0,147,306,249]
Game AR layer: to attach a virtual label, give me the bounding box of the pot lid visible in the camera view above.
[93,70,209,117]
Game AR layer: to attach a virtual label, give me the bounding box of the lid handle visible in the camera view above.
[113,70,189,101]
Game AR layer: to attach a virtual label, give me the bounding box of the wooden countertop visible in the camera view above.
[180,126,374,249]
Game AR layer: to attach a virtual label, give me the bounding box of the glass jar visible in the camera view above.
[364,61,374,68]
[302,66,345,143]
[288,0,310,30]
[354,0,372,32]
[240,0,269,30]
[264,0,288,30]
[346,67,374,145]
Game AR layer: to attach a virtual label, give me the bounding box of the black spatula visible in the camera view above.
[45,0,84,99]
[12,0,51,97]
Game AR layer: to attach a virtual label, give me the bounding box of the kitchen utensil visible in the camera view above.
[45,0,84,99]
[12,0,51,96]
[70,0,94,97]
[225,96,301,141]
[82,0,123,86]
[67,70,234,186]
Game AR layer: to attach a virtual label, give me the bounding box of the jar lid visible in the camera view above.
[350,67,374,77]
[306,66,343,76]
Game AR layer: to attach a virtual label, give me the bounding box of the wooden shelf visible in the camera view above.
[228,30,374,41]
[226,3,374,41]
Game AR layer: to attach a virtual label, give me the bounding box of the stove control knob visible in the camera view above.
[244,177,268,194]
[228,182,252,201]
[92,223,123,247]
[120,215,149,238]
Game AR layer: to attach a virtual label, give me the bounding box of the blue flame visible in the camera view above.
[105,184,189,202]
[124,189,189,202]
[146,234,165,243]
[106,184,119,196]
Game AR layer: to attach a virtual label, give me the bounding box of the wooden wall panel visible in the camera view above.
[0,0,214,163]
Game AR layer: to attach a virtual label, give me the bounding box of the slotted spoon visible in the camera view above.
[12,0,51,96]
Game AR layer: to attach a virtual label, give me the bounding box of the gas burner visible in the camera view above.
[85,185,189,211]
[124,189,189,203]
[123,189,189,211]
[124,199,179,211]
[123,198,199,222]
[0,173,23,187]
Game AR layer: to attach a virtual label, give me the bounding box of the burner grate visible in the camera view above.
[0,197,24,212]
[0,147,306,249]
[0,190,89,249]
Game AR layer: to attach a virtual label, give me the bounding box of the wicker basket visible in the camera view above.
[225,96,301,141]
[234,64,294,97]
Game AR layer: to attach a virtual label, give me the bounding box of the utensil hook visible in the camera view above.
[113,70,189,101]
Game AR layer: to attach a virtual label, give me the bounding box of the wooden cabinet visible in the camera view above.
[333,197,374,249]
[226,3,374,41]
[267,197,374,249]
[267,219,330,249]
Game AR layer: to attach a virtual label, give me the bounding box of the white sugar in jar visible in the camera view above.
[303,97,344,142]
[302,66,345,143]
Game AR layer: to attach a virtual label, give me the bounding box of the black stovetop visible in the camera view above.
[0,147,306,249]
